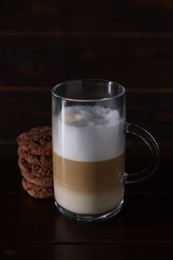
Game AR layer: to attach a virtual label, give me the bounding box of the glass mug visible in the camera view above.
[52,79,160,222]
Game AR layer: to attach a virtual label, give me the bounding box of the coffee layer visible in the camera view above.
[53,152,125,193]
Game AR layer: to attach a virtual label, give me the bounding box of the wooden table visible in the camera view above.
[1,154,173,260]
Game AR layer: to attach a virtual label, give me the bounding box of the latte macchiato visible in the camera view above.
[52,80,160,221]
[52,105,125,215]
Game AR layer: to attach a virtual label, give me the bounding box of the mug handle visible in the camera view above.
[125,123,160,184]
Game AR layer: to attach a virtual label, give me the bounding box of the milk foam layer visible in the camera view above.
[53,105,125,162]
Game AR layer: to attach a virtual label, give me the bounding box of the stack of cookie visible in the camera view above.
[17,126,54,199]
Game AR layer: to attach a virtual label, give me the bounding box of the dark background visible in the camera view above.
[0,0,173,193]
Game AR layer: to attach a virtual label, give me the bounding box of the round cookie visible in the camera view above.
[19,165,53,187]
[18,147,52,169]
[17,126,54,199]
[18,155,52,177]
[17,126,52,156]
[22,178,54,199]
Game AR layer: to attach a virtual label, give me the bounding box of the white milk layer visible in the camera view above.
[53,105,125,162]
[54,184,124,215]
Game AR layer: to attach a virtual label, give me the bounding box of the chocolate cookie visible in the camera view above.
[18,147,52,169]
[17,126,54,199]
[18,162,53,187]
[18,154,52,177]
[22,178,54,199]
[17,126,52,156]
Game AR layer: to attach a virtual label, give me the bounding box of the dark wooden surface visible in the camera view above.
[0,1,173,259]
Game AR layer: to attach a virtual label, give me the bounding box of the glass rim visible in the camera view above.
[51,79,126,102]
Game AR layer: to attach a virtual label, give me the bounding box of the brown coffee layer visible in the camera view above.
[53,152,125,193]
